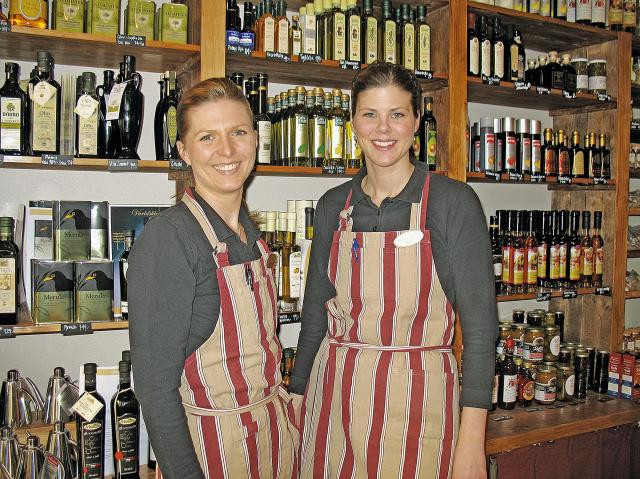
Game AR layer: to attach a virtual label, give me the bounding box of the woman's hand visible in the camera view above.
[451,407,488,479]
[290,393,304,427]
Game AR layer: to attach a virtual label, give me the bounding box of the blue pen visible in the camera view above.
[352,238,359,262]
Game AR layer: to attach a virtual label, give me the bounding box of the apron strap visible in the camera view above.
[182,188,230,268]
[419,172,431,231]
[338,190,354,232]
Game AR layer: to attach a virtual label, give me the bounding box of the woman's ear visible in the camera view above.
[177,140,190,165]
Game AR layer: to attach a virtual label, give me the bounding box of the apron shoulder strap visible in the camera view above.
[338,189,354,232]
[419,172,431,230]
[182,189,230,267]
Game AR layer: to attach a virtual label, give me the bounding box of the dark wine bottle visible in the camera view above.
[155,71,179,161]
[119,230,135,320]
[153,73,166,161]
[0,217,19,325]
[498,338,517,410]
[0,62,29,155]
[111,360,140,479]
[419,96,437,170]
[117,55,144,160]
[97,70,120,158]
[77,362,106,479]
[255,72,272,166]
[76,72,100,158]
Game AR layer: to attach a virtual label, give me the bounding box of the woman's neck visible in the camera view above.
[361,157,415,207]
[195,186,244,234]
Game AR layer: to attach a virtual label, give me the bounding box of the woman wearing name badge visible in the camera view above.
[289,62,498,478]
[127,78,299,479]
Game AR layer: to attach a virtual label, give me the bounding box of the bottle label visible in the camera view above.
[349,15,361,62]
[482,132,495,171]
[572,150,585,176]
[582,246,594,276]
[115,414,138,474]
[609,2,623,24]
[14,0,44,20]
[105,82,127,121]
[469,37,479,75]
[565,374,575,396]
[588,75,606,92]
[513,247,524,285]
[552,70,565,90]
[1,98,22,151]
[502,374,518,403]
[510,44,519,75]
[502,247,511,283]
[494,41,504,78]
[522,137,531,170]
[592,0,606,23]
[519,377,535,401]
[481,40,491,77]
[334,12,346,60]
[531,139,542,173]
[559,244,567,278]
[292,30,302,55]
[310,117,326,158]
[77,108,99,156]
[576,74,588,90]
[81,420,104,479]
[418,24,430,71]
[526,248,538,285]
[570,245,581,280]
[576,0,591,20]
[567,0,576,21]
[366,17,378,63]
[540,0,551,15]
[257,120,271,164]
[75,94,99,118]
[289,250,302,298]
[303,15,316,54]
[31,81,55,106]
[492,374,499,404]
[534,377,556,402]
[427,130,437,166]
[544,149,556,174]
[537,243,547,279]
[493,256,503,278]
[557,0,567,16]
[403,24,415,70]
[167,106,178,147]
[595,247,603,274]
[558,150,570,174]
[506,136,517,170]
[278,18,289,54]
[32,85,58,152]
[239,31,255,50]
[529,0,541,13]
[328,118,344,159]
[550,245,560,279]
[384,20,396,63]
[294,114,309,158]
[550,335,561,356]
[0,258,16,314]
[264,17,275,52]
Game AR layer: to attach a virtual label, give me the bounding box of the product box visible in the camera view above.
[31,260,74,324]
[633,359,640,401]
[21,202,51,310]
[91,201,109,260]
[53,201,91,261]
[75,260,114,322]
[621,353,636,399]
[160,2,188,44]
[53,0,85,32]
[125,0,156,39]
[90,0,120,36]
[607,352,623,397]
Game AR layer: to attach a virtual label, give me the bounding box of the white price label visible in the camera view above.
[72,391,104,421]
[31,81,56,106]
[106,82,128,120]
[75,94,99,118]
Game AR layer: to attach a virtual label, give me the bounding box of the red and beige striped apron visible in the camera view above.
[178,189,299,479]
[300,173,459,478]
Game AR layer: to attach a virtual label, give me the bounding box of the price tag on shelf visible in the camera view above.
[116,34,146,47]
[490,415,512,422]
[322,165,346,175]
[299,53,322,63]
[226,45,253,56]
[0,326,15,339]
[595,286,611,296]
[631,121,640,130]
[266,51,291,63]
[61,322,93,336]
[593,177,608,185]
[536,86,551,95]
[481,74,500,86]
[596,93,612,102]
[72,392,104,422]
[537,292,552,302]
[562,90,577,99]
[509,172,524,181]
[169,159,190,170]
[485,171,502,181]
[530,173,546,183]
[558,175,572,184]
[525,407,544,412]
[108,158,138,171]
[514,81,531,91]
[563,289,578,299]
[278,311,301,325]
[415,70,433,80]
[0,21,11,33]
[339,60,360,70]
[41,154,73,166]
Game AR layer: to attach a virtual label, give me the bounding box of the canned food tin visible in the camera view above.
[544,325,561,362]
[571,58,588,92]
[556,365,575,402]
[524,327,545,362]
[535,365,557,404]
[587,59,607,95]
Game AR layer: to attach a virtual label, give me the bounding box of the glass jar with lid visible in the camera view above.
[587,59,607,95]
[544,325,561,361]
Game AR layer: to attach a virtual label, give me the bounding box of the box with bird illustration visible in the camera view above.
[31,260,74,324]
[53,201,91,261]
[75,260,114,322]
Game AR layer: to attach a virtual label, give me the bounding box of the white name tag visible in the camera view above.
[393,230,424,248]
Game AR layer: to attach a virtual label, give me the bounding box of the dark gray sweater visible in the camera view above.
[289,160,499,410]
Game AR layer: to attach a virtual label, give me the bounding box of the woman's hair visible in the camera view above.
[177,77,252,138]
[351,62,422,118]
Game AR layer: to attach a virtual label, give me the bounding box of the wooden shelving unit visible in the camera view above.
[0,156,173,172]
[628,249,640,258]
[7,320,129,336]
[625,290,640,299]
[629,207,640,215]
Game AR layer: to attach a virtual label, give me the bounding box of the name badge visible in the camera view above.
[393,230,424,248]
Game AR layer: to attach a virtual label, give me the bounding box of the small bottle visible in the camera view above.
[570,130,586,178]
[508,28,525,82]
[580,211,593,287]
[516,119,531,174]
[468,12,480,77]
[77,363,106,479]
[525,59,537,85]
[416,4,431,72]
[275,0,291,54]
[420,96,437,170]
[542,128,557,177]
[76,72,100,158]
[494,118,504,174]
[361,0,377,64]
[531,120,543,176]
[490,216,503,295]
[609,0,624,31]
[240,2,256,51]
[592,211,604,287]
[226,0,240,47]
[0,217,19,325]
[591,0,606,27]
[346,0,361,62]
[119,230,135,320]
[517,360,535,407]
[588,131,601,178]
[492,17,505,80]
[599,133,610,179]
[524,211,538,292]
[568,211,582,287]
[498,338,518,410]
[110,360,140,479]
[557,130,570,177]
[537,211,551,288]
[291,14,303,55]
[29,51,61,155]
[535,55,547,87]
[480,117,495,173]
[503,117,517,175]
[0,62,29,155]
[479,15,491,78]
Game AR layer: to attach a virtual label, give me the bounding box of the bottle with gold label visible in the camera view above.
[342,93,359,168]
[330,0,346,60]
[271,93,282,163]
[275,0,290,54]
[416,4,430,72]
[255,73,272,165]
[569,130,585,178]
[524,211,538,293]
[289,86,309,166]
[361,0,376,64]
[326,88,345,167]
[76,72,100,158]
[592,211,603,287]
[599,133,610,179]
[301,2,316,54]
[587,131,601,178]
[29,51,61,155]
[419,96,437,170]
[568,210,581,287]
[609,0,623,31]
[308,87,326,167]
[557,129,570,176]
[291,14,303,55]
[258,0,276,53]
[0,62,28,155]
[379,0,396,64]
[580,211,592,287]
[322,0,332,59]
[400,4,415,70]
[9,0,48,28]
[346,0,360,62]
[281,214,301,307]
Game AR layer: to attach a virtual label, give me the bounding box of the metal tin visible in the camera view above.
[556,365,575,401]
[530,120,542,135]
[587,59,607,95]
[502,117,516,133]
[544,325,561,362]
[516,118,530,134]
[31,260,75,324]
[526,311,543,327]
[74,260,114,323]
[571,58,588,92]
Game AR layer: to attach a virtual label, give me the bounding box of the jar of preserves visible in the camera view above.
[544,312,556,326]
[497,322,513,355]
[512,323,527,358]
[512,309,525,323]
[587,59,607,95]
[524,327,544,362]
[544,325,561,362]
[526,311,543,327]
[571,58,588,92]
[558,348,571,365]
[556,365,575,402]
[535,365,557,404]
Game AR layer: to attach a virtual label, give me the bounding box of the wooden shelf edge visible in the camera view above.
[496,287,598,302]
[628,249,640,258]
[625,290,640,298]
[10,320,129,335]
[628,207,640,216]
[1,156,172,172]
[466,171,615,188]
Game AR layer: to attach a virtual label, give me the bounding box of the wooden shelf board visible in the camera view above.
[628,249,640,258]
[1,155,172,172]
[625,290,640,298]
[496,287,598,302]
[8,320,129,335]
[629,207,640,216]
[0,26,199,73]
[467,171,615,188]
[486,393,640,455]
[253,166,447,177]
[467,77,617,115]
[286,0,448,9]
[226,51,448,91]
[468,2,617,52]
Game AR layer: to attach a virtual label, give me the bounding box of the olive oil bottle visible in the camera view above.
[255,73,272,165]
[9,0,48,28]
[110,360,140,479]
[326,88,345,167]
[290,86,309,167]
[77,363,106,479]
[419,96,437,170]
[0,62,28,155]
[380,0,396,64]
[75,72,100,158]
[361,0,377,64]
[309,87,326,167]
[416,4,431,71]
[315,0,324,57]
[281,88,295,165]
[569,130,585,178]
[29,51,61,155]
[97,70,120,158]
[154,71,180,161]
[401,4,415,70]
[346,0,360,62]
[275,0,290,54]
[330,0,346,60]
[0,217,19,325]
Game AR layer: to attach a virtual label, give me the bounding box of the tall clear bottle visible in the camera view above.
[76,72,100,158]
[416,5,430,72]
[110,360,140,479]
[0,62,28,155]
[401,3,415,70]
[326,88,345,167]
[29,51,61,155]
[309,87,326,167]
[77,362,106,479]
[275,0,290,54]
[290,86,309,166]
[346,0,361,62]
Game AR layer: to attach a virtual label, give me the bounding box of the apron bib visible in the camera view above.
[178,189,299,479]
[300,173,459,479]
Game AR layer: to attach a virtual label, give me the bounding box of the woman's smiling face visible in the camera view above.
[177,98,256,196]
[352,85,420,169]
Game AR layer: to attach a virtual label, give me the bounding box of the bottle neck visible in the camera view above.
[119,373,131,388]
[84,380,97,393]
[5,71,18,84]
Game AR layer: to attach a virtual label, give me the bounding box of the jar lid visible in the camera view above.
[587,59,607,64]
[499,323,513,330]
[559,365,574,372]
[571,58,588,62]
[539,365,557,372]
[527,327,543,332]
[512,323,527,330]
[544,325,559,330]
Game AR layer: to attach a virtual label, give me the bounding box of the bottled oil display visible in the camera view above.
[226,0,433,72]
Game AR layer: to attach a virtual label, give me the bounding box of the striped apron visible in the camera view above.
[300,173,459,478]
[178,189,299,479]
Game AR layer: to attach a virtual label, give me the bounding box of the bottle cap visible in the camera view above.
[84,363,98,375]
[5,62,19,74]
[516,119,530,134]
[0,217,14,229]
[502,117,516,133]
[530,120,542,135]
[480,117,493,129]
[122,350,131,362]
[493,118,502,134]
[81,72,97,92]
[53,367,65,378]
